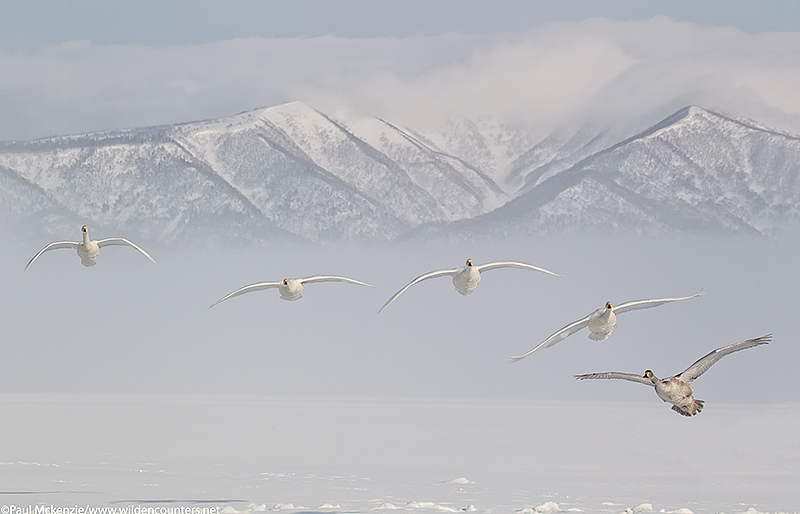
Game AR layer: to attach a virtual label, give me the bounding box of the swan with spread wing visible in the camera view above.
[574,334,771,416]
[510,292,704,362]
[25,225,156,271]
[210,275,374,307]
[379,259,561,313]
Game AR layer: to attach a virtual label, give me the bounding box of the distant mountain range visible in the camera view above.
[1,102,798,245]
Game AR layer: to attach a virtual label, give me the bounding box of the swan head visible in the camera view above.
[606,301,612,309]
[283,279,289,285]
[643,370,655,379]
[466,259,473,267]
[82,225,88,233]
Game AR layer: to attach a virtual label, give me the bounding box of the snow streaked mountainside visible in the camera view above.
[415,106,800,239]
[0,103,798,244]
[0,102,514,244]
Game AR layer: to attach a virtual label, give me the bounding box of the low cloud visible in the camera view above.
[2,17,800,141]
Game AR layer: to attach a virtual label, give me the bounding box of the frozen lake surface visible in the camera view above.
[0,395,797,514]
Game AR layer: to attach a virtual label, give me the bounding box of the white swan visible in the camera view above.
[574,334,771,416]
[379,259,561,312]
[210,275,374,308]
[510,292,704,361]
[25,225,156,271]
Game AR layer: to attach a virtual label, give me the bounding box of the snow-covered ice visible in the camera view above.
[0,394,796,514]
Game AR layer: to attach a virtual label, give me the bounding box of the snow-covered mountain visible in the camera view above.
[1,103,798,245]
[415,106,800,239]
[0,102,516,244]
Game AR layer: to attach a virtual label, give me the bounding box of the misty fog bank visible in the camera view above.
[1,230,795,404]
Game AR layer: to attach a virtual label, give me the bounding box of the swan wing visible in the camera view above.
[209,281,282,308]
[612,291,704,315]
[378,268,459,313]
[300,275,374,287]
[96,238,157,264]
[24,241,80,272]
[674,334,771,383]
[509,314,592,362]
[474,261,562,278]
[574,371,653,386]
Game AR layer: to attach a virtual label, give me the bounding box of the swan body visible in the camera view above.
[451,263,482,296]
[277,278,306,301]
[587,302,617,341]
[210,275,374,308]
[574,334,771,416]
[25,225,156,271]
[510,292,704,362]
[379,259,561,312]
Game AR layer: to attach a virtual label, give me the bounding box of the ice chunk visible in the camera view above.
[447,477,474,485]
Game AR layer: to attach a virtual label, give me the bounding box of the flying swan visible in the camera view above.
[574,334,771,416]
[510,292,704,362]
[25,225,156,271]
[210,275,374,308]
[379,259,561,313]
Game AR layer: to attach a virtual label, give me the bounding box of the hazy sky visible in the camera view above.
[4,0,800,44]
[2,1,800,140]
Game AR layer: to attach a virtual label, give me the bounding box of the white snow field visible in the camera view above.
[0,395,797,514]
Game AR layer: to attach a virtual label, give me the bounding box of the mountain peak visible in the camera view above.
[430,103,800,240]
[631,105,714,141]
[261,100,319,119]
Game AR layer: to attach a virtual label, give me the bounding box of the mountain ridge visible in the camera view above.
[0,102,798,245]
[415,105,800,240]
